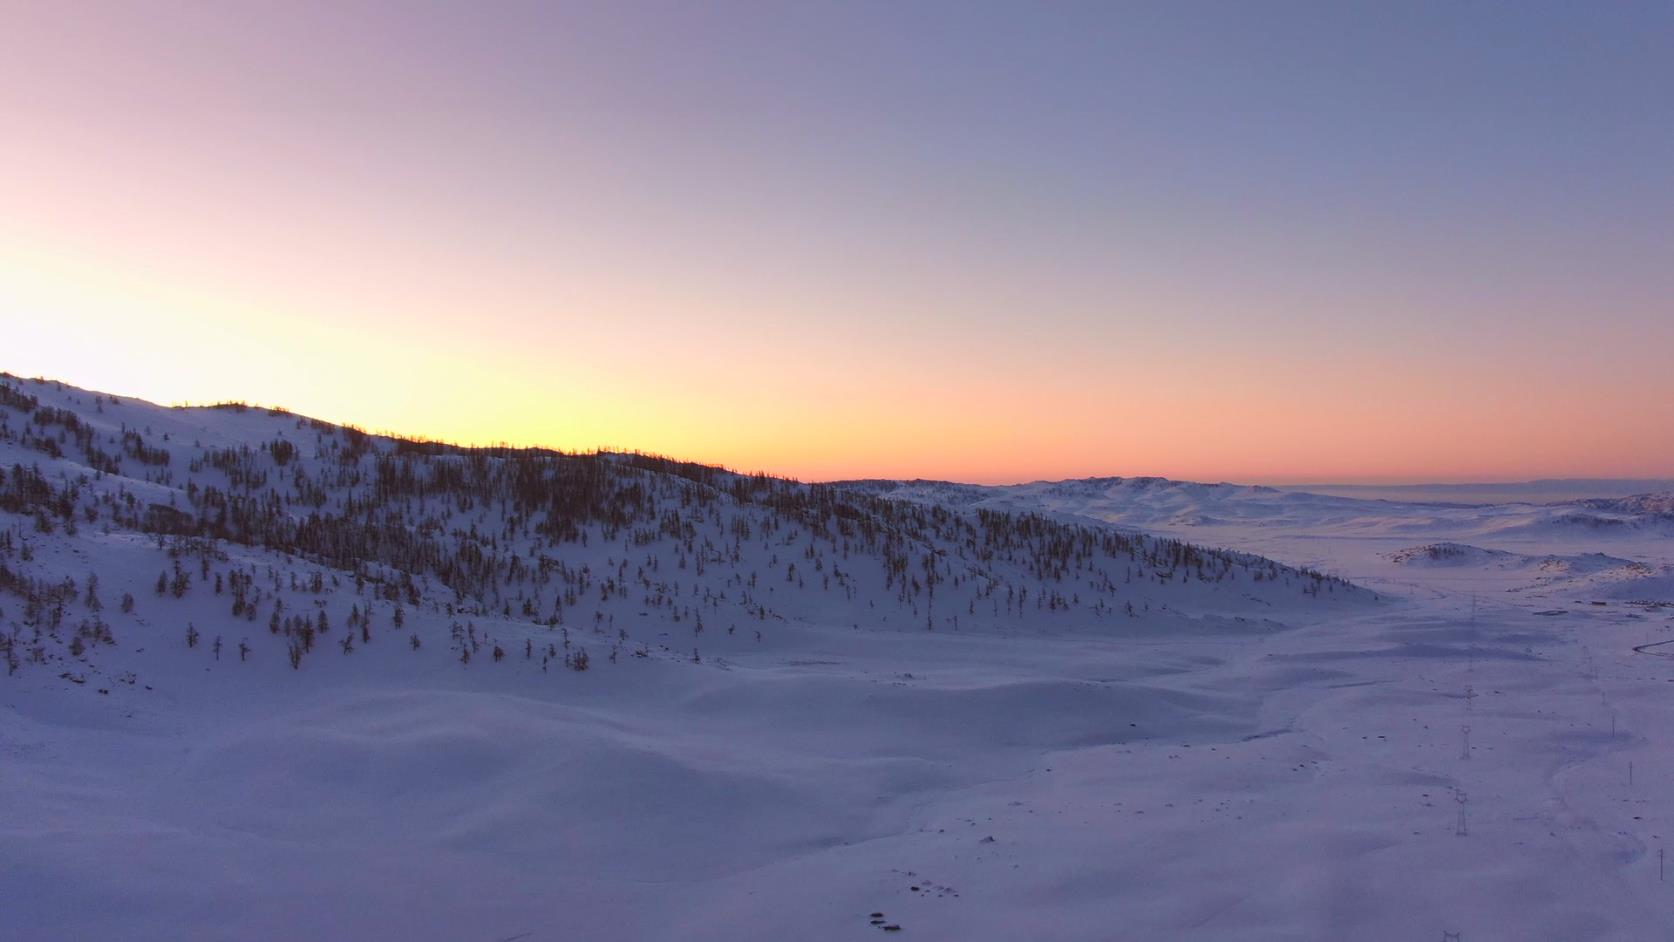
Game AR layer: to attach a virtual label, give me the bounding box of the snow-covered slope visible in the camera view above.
[843,475,1674,540]
[10,373,1674,941]
[1381,542,1674,602]
[1,374,1378,941]
[1385,542,1637,573]
[843,476,1370,530]
[0,376,1366,680]
[847,475,1674,609]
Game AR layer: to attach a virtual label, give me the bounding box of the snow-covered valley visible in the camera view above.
[5,375,1674,940]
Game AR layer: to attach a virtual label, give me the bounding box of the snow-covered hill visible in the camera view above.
[1385,542,1637,573]
[0,374,1386,940]
[843,475,1390,531]
[0,374,1368,688]
[842,475,1674,540]
[10,373,1674,941]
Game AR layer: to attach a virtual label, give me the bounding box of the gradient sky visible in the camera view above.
[3,2,1672,484]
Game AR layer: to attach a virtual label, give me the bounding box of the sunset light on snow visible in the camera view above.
[8,6,1674,941]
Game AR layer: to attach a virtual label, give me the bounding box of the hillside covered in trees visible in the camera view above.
[21,374,1668,942]
[0,373,1370,688]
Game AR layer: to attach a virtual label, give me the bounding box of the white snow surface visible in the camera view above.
[4,376,1674,940]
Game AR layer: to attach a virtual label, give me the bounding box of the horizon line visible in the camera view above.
[7,368,1673,492]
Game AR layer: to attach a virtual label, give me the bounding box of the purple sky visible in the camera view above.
[3,2,1672,482]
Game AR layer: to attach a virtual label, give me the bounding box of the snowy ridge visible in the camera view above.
[1380,543,1674,602]
[1385,543,1638,573]
[842,475,1674,539]
[1574,493,1674,517]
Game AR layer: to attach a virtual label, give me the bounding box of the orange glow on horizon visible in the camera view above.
[4,8,1672,487]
